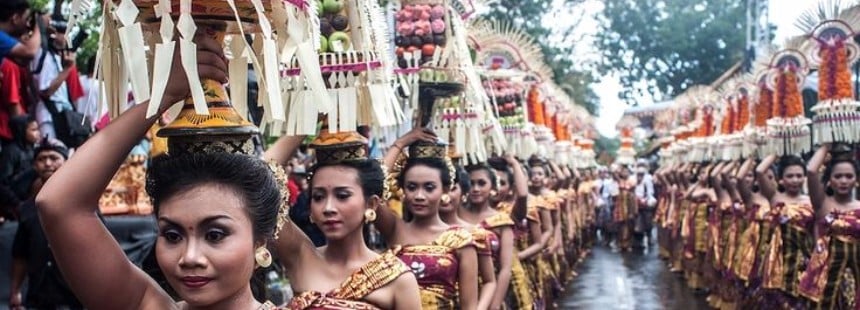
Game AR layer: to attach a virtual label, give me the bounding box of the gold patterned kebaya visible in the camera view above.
[288,249,410,310]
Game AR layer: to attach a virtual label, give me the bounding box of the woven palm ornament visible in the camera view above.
[797,1,860,144]
[765,38,812,156]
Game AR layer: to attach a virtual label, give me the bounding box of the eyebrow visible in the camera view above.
[158,215,233,227]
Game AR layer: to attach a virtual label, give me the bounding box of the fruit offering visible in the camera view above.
[318,0,352,53]
[394,4,448,66]
[483,78,525,127]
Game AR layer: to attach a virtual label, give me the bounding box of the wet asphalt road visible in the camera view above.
[558,240,709,310]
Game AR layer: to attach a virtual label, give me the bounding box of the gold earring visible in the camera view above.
[441,194,451,204]
[490,190,498,197]
[309,215,314,224]
[364,209,377,224]
[255,247,272,268]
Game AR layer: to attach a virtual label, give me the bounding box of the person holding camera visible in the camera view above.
[0,0,40,63]
[30,14,88,148]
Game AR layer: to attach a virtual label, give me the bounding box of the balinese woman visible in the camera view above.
[709,161,743,309]
[438,164,498,309]
[488,157,541,309]
[378,127,479,310]
[576,168,598,256]
[757,155,814,309]
[684,163,717,292]
[33,38,421,309]
[613,165,637,252]
[799,144,860,309]
[271,128,423,309]
[526,159,562,303]
[460,155,528,310]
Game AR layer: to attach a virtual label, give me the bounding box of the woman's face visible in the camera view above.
[25,121,40,144]
[697,167,708,184]
[780,165,806,195]
[468,169,494,206]
[493,169,511,202]
[619,167,630,179]
[309,166,368,241]
[403,164,444,218]
[529,166,546,188]
[743,170,754,184]
[156,183,257,307]
[440,182,462,214]
[829,162,857,197]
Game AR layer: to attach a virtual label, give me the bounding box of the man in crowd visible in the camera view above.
[10,137,82,309]
[0,0,40,62]
[596,166,618,245]
[31,15,82,144]
[633,159,656,247]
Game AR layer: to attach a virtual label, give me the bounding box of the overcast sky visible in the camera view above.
[572,0,821,137]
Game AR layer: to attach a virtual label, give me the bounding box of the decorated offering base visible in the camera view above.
[93,0,315,155]
[156,28,259,156]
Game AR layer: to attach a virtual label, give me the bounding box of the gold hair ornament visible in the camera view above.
[266,160,290,240]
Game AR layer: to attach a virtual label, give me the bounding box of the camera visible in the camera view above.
[50,18,68,33]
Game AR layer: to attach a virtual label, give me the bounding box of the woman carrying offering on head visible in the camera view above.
[33,37,421,310]
[459,154,531,310]
[798,144,860,309]
[757,155,814,309]
[377,127,479,310]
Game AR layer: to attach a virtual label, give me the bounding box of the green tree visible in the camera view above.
[595,0,746,104]
[481,0,600,116]
[594,134,620,163]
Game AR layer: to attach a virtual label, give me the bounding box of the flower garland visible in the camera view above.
[772,70,804,119]
[527,85,545,126]
[817,42,854,101]
[755,83,774,128]
[737,93,750,130]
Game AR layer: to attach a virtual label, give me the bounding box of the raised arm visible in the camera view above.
[507,155,529,223]
[382,127,436,169]
[8,26,40,61]
[709,162,726,199]
[736,158,756,205]
[721,161,740,201]
[262,135,323,270]
[806,145,829,212]
[263,135,305,166]
[35,36,227,310]
[756,154,778,201]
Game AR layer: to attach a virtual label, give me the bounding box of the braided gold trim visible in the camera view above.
[444,156,456,191]
[266,160,291,240]
[385,152,407,200]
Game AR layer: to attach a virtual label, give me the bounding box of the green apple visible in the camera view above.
[320,35,329,53]
[317,0,324,16]
[322,0,343,14]
[328,31,351,52]
[419,68,434,81]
